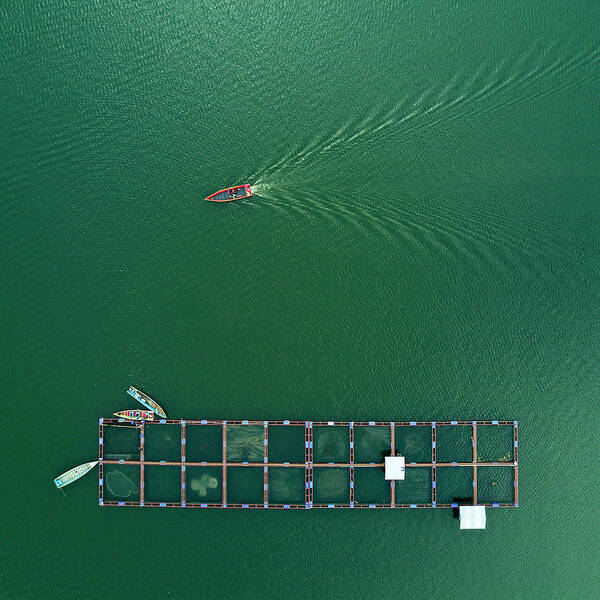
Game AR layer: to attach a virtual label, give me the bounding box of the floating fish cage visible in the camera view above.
[98,419,519,509]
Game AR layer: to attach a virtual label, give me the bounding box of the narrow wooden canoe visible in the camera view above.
[206,184,252,202]
[54,461,98,488]
[127,386,167,419]
[113,409,155,421]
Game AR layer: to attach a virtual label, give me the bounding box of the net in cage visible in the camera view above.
[314,467,349,504]
[226,425,264,462]
[394,426,432,463]
[477,424,514,463]
[187,466,222,503]
[103,464,140,502]
[354,426,390,463]
[144,465,181,503]
[477,466,515,504]
[103,425,140,461]
[354,467,391,504]
[436,425,472,462]
[144,424,181,461]
[268,467,305,504]
[268,425,305,463]
[395,467,432,504]
[435,466,474,503]
[314,427,349,463]
[186,425,223,462]
[227,467,263,503]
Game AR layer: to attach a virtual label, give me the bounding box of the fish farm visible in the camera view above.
[98,418,519,510]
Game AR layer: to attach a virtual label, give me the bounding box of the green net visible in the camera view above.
[477,425,514,462]
[103,464,140,501]
[144,424,181,461]
[186,425,222,462]
[436,467,473,503]
[314,427,349,463]
[477,466,515,503]
[226,425,264,462]
[354,467,391,504]
[227,467,263,503]
[354,426,390,462]
[268,467,305,504]
[395,467,432,504]
[436,425,472,462]
[103,425,140,460]
[187,466,222,502]
[314,467,349,503]
[394,426,432,462]
[268,426,305,463]
[144,465,181,503]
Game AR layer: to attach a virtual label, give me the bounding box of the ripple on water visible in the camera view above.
[243,37,599,285]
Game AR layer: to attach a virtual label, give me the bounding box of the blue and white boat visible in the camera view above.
[54,461,98,488]
[127,386,167,419]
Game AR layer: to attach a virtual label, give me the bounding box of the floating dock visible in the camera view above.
[98,419,518,509]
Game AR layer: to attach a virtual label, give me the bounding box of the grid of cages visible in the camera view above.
[98,418,519,509]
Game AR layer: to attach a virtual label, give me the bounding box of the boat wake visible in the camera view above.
[246,43,597,281]
[251,43,597,184]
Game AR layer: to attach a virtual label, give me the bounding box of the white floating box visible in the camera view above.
[384,456,405,480]
[459,505,486,529]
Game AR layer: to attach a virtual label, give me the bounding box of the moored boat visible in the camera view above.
[127,386,167,418]
[113,409,155,421]
[54,461,98,488]
[205,184,252,202]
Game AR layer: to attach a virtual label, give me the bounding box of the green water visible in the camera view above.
[1,1,599,598]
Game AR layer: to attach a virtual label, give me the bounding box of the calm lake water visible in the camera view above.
[1,1,599,598]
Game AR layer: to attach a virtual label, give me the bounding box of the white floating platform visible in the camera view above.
[459,505,486,529]
[384,456,405,480]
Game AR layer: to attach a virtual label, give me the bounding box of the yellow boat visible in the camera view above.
[114,409,155,421]
[127,386,167,418]
[54,461,98,488]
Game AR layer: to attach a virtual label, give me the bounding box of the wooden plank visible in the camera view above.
[309,422,313,506]
[101,460,515,468]
[390,422,395,507]
[181,422,186,505]
[98,420,104,505]
[514,422,519,505]
[473,422,478,505]
[432,424,436,505]
[139,422,144,505]
[264,422,268,505]
[222,423,227,505]
[349,423,354,505]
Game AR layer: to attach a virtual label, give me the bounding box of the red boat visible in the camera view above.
[205,184,252,202]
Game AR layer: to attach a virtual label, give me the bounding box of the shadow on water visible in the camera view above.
[452,497,474,520]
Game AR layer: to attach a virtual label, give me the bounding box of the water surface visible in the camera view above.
[1,1,599,598]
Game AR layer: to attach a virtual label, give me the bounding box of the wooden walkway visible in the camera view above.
[98,419,519,509]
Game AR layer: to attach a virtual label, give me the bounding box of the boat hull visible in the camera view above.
[54,461,98,488]
[206,184,252,202]
[127,386,167,418]
[113,409,154,421]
